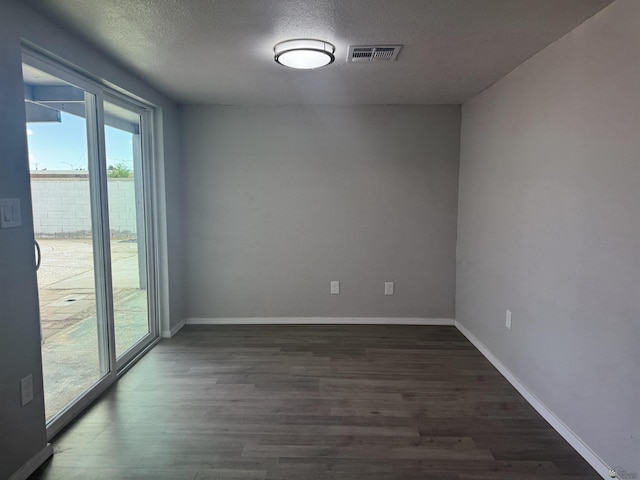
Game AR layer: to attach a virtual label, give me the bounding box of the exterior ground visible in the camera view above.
[37,238,149,420]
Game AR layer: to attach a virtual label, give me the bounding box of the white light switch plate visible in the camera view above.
[330,281,340,295]
[384,282,394,295]
[506,310,512,330]
[0,198,22,228]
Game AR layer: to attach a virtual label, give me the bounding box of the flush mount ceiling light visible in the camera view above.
[274,39,335,70]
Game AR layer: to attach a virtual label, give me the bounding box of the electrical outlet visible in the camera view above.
[505,310,512,330]
[21,374,33,406]
[330,281,340,295]
[384,282,394,295]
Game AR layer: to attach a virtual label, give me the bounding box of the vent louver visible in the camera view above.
[348,45,402,63]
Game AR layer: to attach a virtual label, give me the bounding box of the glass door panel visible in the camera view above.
[23,52,159,433]
[23,63,109,422]
[103,100,151,359]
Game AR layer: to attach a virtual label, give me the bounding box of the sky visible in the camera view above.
[27,111,134,171]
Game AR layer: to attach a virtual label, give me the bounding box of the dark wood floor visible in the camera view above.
[31,325,599,479]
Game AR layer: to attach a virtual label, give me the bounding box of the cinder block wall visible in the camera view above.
[30,175,137,237]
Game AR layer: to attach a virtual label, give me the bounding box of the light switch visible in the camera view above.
[384,282,394,295]
[0,198,21,228]
[330,281,340,295]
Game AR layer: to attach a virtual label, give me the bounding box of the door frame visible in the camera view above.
[22,49,161,440]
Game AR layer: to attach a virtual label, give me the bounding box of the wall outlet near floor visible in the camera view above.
[21,374,34,406]
[505,310,512,330]
[330,281,340,295]
[384,282,394,295]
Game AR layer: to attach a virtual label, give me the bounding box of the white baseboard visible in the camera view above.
[185,317,455,326]
[9,444,53,480]
[161,318,186,338]
[454,321,611,479]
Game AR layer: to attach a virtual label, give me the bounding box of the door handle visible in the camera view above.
[35,240,41,271]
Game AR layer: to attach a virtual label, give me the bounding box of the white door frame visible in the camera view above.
[22,49,162,440]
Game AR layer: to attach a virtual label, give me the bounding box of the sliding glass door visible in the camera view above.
[103,98,155,363]
[24,63,110,423]
[23,52,158,435]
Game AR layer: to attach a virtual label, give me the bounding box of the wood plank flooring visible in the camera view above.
[30,325,600,479]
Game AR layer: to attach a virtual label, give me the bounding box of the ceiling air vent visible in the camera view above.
[347,45,402,63]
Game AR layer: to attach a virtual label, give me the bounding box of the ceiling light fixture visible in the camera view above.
[274,39,335,70]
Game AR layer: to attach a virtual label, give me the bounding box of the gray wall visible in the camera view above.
[0,1,182,477]
[0,7,46,477]
[181,106,460,319]
[158,105,184,333]
[456,0,639,474]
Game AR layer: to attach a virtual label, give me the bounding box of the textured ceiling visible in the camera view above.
[24,0,613,105]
